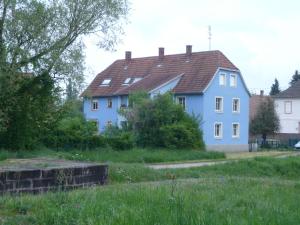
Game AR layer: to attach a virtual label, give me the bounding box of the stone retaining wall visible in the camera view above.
[0,164,108,195]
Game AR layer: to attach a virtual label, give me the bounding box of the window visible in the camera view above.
[133,77,142,83]
[106,121,112,127]
[120,96,128,108]
[284,101,292,114]
[215,97,223,112]
[219,74,226,86]
[91,99,98,110]
[232,98,240,113]
[123,78,131,85]
[230,74,237,87]
[177,96,186,110]
[232,123,240,138]
[214,123,223,139]
[100,79,111,86]
[107,98,113,108]
[89,120,99,132]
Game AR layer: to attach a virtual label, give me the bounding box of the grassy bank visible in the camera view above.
[109,156,300,184]
[1,176,300,225]
[0,148,225,163]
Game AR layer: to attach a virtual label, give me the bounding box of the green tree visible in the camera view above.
[0,0,128,149]
[289,70,300,86]
[121,92,205,149]
[250,98,280,145]
[269,78,281,96]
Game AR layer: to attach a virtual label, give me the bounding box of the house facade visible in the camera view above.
[82,46,250,151]
[273,80,300,134]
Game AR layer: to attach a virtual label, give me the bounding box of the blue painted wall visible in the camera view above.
[201,69,249,146]
[83,96,119,132]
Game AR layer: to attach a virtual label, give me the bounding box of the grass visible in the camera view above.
[1,176,300,225]
[1,149,300,224]
[109,156,300,184]
[0,148,225,164]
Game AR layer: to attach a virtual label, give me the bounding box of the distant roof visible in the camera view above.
[273,80,300,98]
[82,50,239,97]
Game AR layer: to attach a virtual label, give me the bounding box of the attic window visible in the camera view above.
[122,78,131,85]
[100,79,111,86]
[132,78,142,83]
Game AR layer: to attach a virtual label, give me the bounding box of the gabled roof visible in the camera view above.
[82,50,239,97]
[273,80,300,98]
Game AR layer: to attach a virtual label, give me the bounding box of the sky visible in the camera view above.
[83,0,300,94]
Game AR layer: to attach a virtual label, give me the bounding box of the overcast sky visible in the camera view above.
[84,0,300,94]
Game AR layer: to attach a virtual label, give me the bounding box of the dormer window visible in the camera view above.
[123,78,131,85]
[133,78,142,83]
[100,79,111,86]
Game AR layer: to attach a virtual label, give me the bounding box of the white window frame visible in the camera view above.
[107,98,113,108]
[133,77,142,83]
[214,122,223,139]
[91,99,99,111]
[219,73,226,86]
[284,101,292,114]
[230,74,237,87]
[100,79,111,86]
[176,96,186,110]
[215,96,223,113]
[232,123,240,138]
[232,98,240,113]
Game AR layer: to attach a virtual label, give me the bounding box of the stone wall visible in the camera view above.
[0,164,108,195]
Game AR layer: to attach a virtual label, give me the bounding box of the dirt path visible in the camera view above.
[148,151,300,170]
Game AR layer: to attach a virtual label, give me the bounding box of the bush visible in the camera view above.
[160,122,204,149]
[106,132,134,151]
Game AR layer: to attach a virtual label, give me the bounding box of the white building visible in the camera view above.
[274,80,300,134]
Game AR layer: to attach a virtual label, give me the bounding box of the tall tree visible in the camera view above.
[250,98,280,145]
[290,70,300,86]
[0,0,128,149]
[269,78,281,96]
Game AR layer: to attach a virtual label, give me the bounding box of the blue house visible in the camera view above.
[82,46,250,151]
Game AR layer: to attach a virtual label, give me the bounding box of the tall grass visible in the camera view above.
[1,177,300,225]
[0,148,225,163]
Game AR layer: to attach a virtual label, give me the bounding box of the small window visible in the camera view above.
[107,98,113,108]
[123,78,131,85]
[215,97,223,112]
[230,74,237,87]
[177,96,186,110]
[91,99,98,111]
[106,121,112,127]
[120,96,128,108]
[232,123,240,138]
[133,77,142,83]
[284,101,292,114]
[232,98,240,113]
[214,123,223,139]
[219,74,226,86]
[100,79,111,86]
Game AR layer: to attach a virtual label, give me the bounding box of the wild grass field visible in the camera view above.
[1,155,300,224]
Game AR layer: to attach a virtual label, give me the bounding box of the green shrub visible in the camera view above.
[106,132,134,151]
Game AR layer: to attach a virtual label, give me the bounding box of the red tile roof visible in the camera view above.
[82,50,238,97]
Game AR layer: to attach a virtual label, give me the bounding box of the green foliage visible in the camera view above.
[122,92,205,149]
[250,98,280,142]
[289,70,300,86]
[0,0,128,150]
[269,78,281,95]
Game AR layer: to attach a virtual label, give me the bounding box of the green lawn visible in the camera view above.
[0,148,225,164]
[1,156,300,224]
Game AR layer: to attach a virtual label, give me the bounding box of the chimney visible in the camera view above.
[260,90,264,96]
[125,51,131,62]
[158,47,164,61]
[186,45,192,57]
